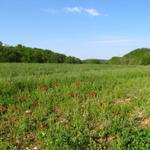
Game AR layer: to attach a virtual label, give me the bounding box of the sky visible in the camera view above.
[1,0,150,59]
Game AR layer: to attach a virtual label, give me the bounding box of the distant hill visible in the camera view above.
[1,41,150,65]
[0,44,82,63]
[122,48,150,65]
[109,48,150,65]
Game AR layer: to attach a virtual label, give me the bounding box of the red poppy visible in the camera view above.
[75,82,79,89]
[68,92,78,97]
[0,107,5,111]
[68,92,74,97]
[12,107,20,111]
[74,93,78,97]
[43,86,48,91]
[40,124,46,129]
[38,85,49,91]
[87,92,97,97]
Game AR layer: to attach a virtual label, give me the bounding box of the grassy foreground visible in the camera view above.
[0,64,150,150]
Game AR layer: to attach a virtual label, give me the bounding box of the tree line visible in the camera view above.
[0,42,82,63]
[109,48,150,65]
[1,41,150,65]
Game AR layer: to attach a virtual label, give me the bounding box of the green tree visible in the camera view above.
[109,57,121,64]
[0,44,82,63]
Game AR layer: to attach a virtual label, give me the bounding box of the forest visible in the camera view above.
[0,42,81,63]
[109,48,150,65]
[1,41,150,65]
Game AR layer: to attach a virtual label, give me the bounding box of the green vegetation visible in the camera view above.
[109,48,150,65]
[82,59,107,64]
[0,43,81,63]
[1,41,150,65]
[0,64,150,149]
[109,57,121,65]
[122,48,150,65]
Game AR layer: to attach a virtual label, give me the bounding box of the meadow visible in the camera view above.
[0,63,150,150]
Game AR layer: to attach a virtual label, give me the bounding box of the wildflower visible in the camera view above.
[40,124,46,129]
[74,93,78,97]
[68,92,78,97]
[12,107,20,111]
[38,85,49,91]
[75,82,79,89]
[68,92,74,97]
[0,107,5,111]
[42,86,48,91]
[87,92,97,97]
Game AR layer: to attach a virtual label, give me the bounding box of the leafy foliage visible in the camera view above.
[109,48,150,65]
[0,44,82,63]
[121,129,150,150]
[109,57,121,64]
[122,48,150,65]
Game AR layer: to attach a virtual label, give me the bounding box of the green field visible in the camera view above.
[0,64,150,150]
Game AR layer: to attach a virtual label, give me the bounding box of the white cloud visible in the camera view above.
[84,8,100,16]
[64,7,82,13]
[64,7,107,17]
[43,7,108,17]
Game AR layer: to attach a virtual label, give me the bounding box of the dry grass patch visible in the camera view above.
[115,98,131,105]
[140,118,150,129]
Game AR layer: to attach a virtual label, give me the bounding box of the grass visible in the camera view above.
[0,63,150,150]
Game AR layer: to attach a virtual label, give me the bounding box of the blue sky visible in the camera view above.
[1,0,150,59]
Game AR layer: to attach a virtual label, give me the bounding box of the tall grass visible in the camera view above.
[0,64,150,149]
